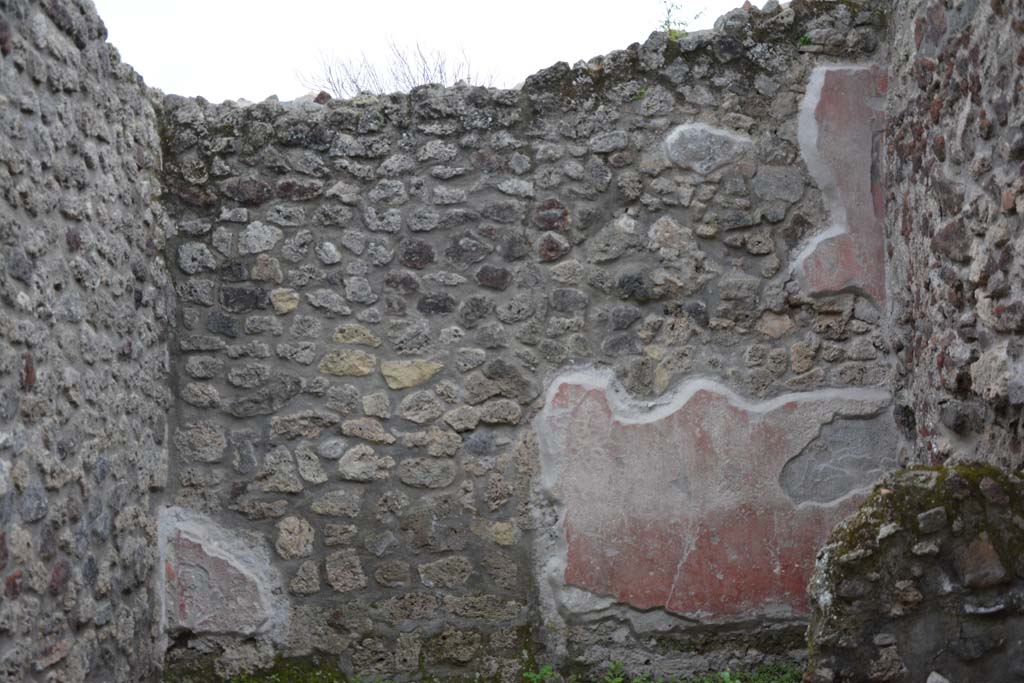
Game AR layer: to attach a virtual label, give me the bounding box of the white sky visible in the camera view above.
[91,0,745,103]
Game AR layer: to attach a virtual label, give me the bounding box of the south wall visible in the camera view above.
[156,2,895,680]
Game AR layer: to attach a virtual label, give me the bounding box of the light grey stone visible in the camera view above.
[337,445,395,482]
[275,516,315,559]
[239,221,284,255]
[752,166,805,203]
[664,123,752,174]
[325,548,367,593]
[177,242,217,274]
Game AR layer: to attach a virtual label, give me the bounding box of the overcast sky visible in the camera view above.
[90,0,745,103]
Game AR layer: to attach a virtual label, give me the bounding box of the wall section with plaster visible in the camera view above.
[533,369,896,671]
[154,2,894,673]
[0,0,921,680]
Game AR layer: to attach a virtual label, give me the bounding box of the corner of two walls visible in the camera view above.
[7,0,989,680]
[798,1,1024,677]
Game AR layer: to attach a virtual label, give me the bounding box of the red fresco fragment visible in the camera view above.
[546,381,868,620]
[801,66,888,305]
[165,532,268,634]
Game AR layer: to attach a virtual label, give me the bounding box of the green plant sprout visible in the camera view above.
[661,0,686,39]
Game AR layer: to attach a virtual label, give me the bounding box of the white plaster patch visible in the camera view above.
[156,506,289,654]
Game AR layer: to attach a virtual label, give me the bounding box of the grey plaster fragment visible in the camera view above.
[664,123,752,174]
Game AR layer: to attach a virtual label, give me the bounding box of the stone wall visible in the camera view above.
[14,0,1022,679]
[156,1,897,679]
[801,1,1024,681]
[0,1,171,682]
[807,465,1024,682]
[887,0,1024,467]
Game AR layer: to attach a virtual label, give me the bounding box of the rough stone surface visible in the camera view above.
[887,0,1024,470]
[2,0,967,679]
[664,124,752,174]
[151,3,895,676]
[807,466,1024,682]
[0,3,171,680]
[275,516,315,559]
[325,548,368,593]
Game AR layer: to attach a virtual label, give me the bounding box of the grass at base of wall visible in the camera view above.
[525,662,802,683]
[163,656,345,683]
[165,660,802,683]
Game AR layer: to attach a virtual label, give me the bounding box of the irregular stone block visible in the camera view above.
[174,421,226,463]
[311,488,363,518]
[159,507,286,640]
[536,369,893,621]
[399,458,457,489]
[337,444,395,482]
[238,221,283,255]
[381,360,444,389]
[341,418,396,444]
[319,348,377,376]
[954,533,1008,588]
[270,410,340,440]
[399,391,445,424]
[325,548,367,593]
[419,556,473,588]
[275,516,314,559]
[334,323,382,347]
[752,166,805,203]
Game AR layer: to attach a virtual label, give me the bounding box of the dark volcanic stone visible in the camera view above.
[384,271,421,295]
[220,259,251,282]
[399,239,436,270]
[537,232,571,262]
[616,272,660,303]
[220,286,269,313]
[475,265,513,290]
[220,176,273,205]
[498,230,532,262]
[533,198,570,231]
[418,293,457,316]
[458,295,494,328]
[206,311,239,338]
[445,234,492,267]
[550,288,589,312]
[602,334,644,356]
[609,304,642,330]
[228,374,302,417]
[481,201,522,224]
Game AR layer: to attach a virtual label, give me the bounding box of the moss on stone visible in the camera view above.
[808,463,1024,678]
[163,656,345,683]
[650,624,806,657]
